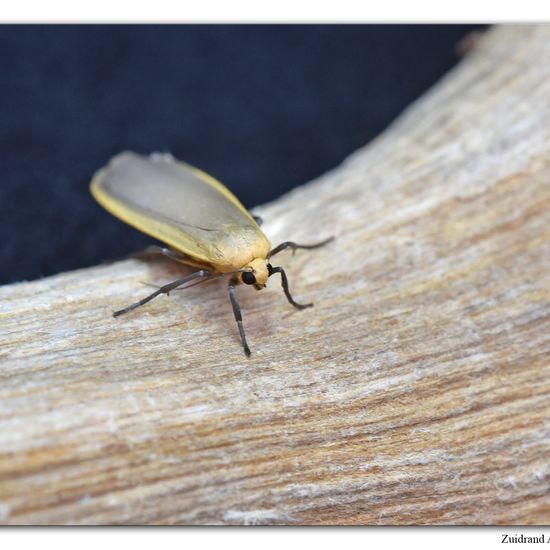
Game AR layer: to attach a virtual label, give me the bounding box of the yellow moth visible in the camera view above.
[91,152,332,356]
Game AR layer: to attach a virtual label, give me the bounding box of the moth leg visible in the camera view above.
[114,269,212,317]
[252,214,263,226]
[268,236,334,258]
[99,245,185,265]
[129,245,191,263]
[228,278,251,357]
[269,266,313,310]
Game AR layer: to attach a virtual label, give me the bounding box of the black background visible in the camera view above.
[0,25,482,284]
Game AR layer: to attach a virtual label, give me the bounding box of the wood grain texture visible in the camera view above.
[1,25,549,525]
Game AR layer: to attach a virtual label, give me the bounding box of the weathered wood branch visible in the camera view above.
[1,25,549,524]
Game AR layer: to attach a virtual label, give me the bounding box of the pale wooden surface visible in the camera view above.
[1,25,549,525]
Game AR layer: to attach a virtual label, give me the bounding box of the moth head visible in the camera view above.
[241,258,269,289]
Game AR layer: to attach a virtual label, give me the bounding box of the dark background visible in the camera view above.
[0,25,482,285]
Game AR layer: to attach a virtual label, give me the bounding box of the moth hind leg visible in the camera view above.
[113,270,212,317]
[130,245,197,265]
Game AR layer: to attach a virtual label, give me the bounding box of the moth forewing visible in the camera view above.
[90,151,270,272]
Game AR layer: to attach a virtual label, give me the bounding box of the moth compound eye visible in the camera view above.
[242,271,256,285]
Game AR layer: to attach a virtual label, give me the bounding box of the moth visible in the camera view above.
[91,152,332,355]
